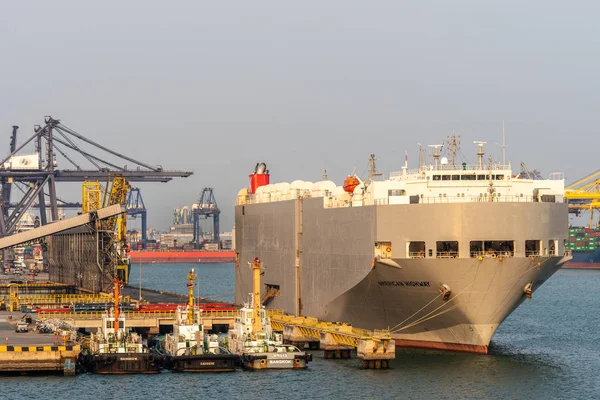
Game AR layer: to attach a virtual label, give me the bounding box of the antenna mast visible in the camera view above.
[447,134,460,168]
[474,141,487,170]
[428,145,443,170]
[187,268,197,325]
[368,154,383,182]
[501,120,506,166]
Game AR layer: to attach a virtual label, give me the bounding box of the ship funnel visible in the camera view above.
[256,162,267,174]
[249,162,270,194]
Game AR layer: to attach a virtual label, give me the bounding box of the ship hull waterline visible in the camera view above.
[241,353,312,370]
[86,353,161,374]
[321,255,569,354]
[169,354,239,372]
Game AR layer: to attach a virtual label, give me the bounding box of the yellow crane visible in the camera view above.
[82,175,131,283]
[564,169,600,228]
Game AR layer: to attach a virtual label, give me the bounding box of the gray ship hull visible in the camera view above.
[235,198,569,353]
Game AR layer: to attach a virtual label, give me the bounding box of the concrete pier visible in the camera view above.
[320,332,354,359]
[357,338,395,369]
[0,312,79,375]
[272,315,396,369]
[283,325,320,349]
[0,345,79,375]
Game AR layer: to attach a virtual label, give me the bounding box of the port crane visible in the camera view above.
[192,188,220,250]
[126,188,147,249]
[0,116,192,237]
[564,169,600,228]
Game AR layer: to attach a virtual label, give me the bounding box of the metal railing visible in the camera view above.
[417,195,537,204]
[408,252,426,259]
[436,251,459,258]
[38,308,285,320]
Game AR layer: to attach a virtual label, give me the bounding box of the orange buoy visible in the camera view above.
[343,176,360,193]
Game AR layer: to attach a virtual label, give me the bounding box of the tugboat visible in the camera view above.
[165,269,239,372]
[227,257,312,370]
[83,275,161,374]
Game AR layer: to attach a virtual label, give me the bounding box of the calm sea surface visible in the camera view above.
[1,265,599,400]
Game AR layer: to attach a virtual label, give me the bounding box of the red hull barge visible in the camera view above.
[562,262,600,269]
[130,251,235,264]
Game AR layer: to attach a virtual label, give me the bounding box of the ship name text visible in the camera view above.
[378,281,431,287]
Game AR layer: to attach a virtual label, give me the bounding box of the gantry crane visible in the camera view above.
[564,169,600,228]
[0,116,192,237]
[126,188,147,249]
[192,188,220,249]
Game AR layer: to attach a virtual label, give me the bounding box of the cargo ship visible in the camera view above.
[129,250,235,264]
[562,227,600,269]
[234,139,571,354]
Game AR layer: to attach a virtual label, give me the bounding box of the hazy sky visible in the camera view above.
[1,1,598,231]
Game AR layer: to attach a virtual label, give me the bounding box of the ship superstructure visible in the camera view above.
[234,139,570,353]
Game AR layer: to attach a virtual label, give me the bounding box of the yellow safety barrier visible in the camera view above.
[0,345,80,352]
[270,314,392,348]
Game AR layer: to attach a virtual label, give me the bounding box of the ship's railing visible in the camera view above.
[38,308,285,320]
[372,195,542,206]
[408,252,426,259]
[390,169,422,178]
[391,164,511,175]
[417,195,537,204]
[470,251,515,258]
[436,251,459,258]
[525,251,541,257]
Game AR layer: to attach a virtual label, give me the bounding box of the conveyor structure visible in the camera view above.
[0,204,124,250]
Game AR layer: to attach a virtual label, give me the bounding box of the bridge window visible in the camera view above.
[407,241,426,258]
[470,240,514,257]
[495,175,504,180]
[436,241,458,258]
[477,175,486,180]
[388,189,406,196]
[452,175,460,180]
[525,240,541,256]
[460,175,476,181]
[433,175,441,181]
[442,175,451,181]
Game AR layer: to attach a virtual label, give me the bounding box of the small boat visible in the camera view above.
[82,275,161,374]
[164,269,239,372]
[227,258,312,370]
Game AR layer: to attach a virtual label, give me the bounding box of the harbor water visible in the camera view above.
[1,265,598,399]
